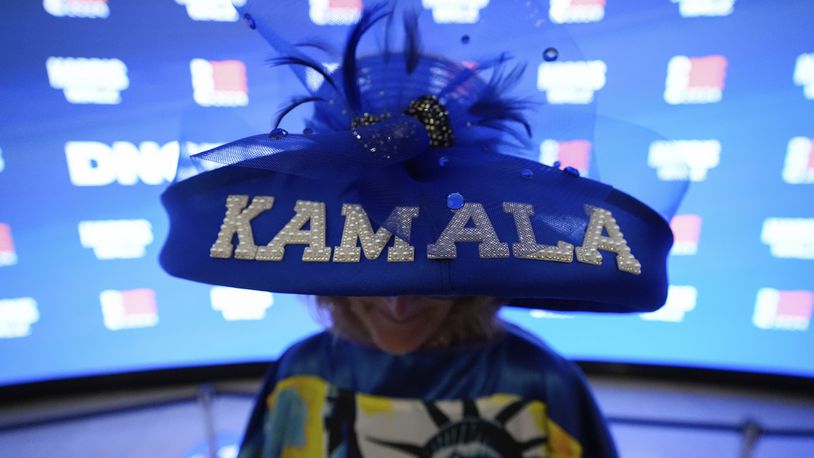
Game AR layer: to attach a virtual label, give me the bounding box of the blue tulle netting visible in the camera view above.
[181,1,688,229]
[195,5,537,168]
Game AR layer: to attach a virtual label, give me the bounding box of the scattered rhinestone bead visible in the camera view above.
[243,13,256,30]
[269,128,288,140]
[446,192,464,210]
[543,47,559,62]
[564,166,580,176]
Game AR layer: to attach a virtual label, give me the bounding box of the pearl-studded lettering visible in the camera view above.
[207,195,642,275]
[209,195,274,260]
[255,200,332,262]
[427,203,509,259]
[503,202,574,262]
[575,206,642,275]
[333,204,419,263]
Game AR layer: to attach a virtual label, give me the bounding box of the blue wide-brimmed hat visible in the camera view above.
[160,1,679,313]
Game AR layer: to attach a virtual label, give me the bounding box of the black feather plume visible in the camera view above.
[468,62,535,142]
[342,3,391,114]
[267,56,338,92]
[403,9,422,75]
[294,40,339,58]
[437,53,512,99]
[383,8,395,62]
[273,96,326,129]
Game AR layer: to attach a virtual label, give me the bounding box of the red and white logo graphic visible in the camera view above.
[175,0,245,21]
[783,137,814,184]
[795,53,814,100]
[640,285,697,323]
[43,0,109,18]
[0,298,39,339]
[754,288,813,331]
[309,0,362,25]
[78,219,153,260]
[422,0,489,24]
[648,139,720,181]
[665,55,728,104]
[190,59,248,107]
[670,214,702,256]
[549,0,605,24]
[761,218,814,260]
[0,223,18,267]
[672,0,735,17]
[100,288,159,331]
[210,286,274,321]
[537,60,606,104]
[539,140,591,176]
[46,57,129,104]
[65,140,179,186]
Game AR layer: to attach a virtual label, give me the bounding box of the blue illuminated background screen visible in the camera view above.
[1,0,813,387]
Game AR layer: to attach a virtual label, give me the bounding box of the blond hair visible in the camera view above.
[309,296,505,349]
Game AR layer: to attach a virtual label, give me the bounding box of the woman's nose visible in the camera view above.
[386,296,416,320]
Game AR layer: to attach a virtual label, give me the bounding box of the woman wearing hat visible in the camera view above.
[160,2,676,456]
[229,294,618,457]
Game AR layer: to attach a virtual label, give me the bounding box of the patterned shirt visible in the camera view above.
[238,324,618,458]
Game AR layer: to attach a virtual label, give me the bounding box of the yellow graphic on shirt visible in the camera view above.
[265,375,584,457]
[265,375,327,458]
[357,394,394,416]
[549,420,584,458]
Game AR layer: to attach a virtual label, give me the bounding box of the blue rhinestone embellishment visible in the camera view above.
[269,128,288,140]
[447,192,464,210]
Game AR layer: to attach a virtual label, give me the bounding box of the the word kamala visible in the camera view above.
[209,195,642,275]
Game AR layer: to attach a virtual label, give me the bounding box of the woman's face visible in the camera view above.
[348,296,455,355]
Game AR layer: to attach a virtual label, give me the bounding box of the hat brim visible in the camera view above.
[160,139,672,313]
